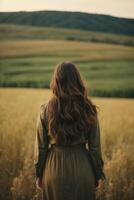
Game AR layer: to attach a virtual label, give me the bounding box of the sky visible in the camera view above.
[0,0,134,19]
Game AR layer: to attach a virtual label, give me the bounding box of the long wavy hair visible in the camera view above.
[47,61,99,145]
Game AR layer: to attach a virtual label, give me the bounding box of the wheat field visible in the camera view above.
[0,88,134,200]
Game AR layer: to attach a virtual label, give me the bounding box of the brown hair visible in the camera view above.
[47,61,99,145]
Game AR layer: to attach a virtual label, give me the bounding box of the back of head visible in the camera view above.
[48,61,99,145]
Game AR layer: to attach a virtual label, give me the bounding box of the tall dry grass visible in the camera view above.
[0,88,134,200]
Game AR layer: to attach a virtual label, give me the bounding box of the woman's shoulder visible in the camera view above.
[39,100,50,121]
[40,101,49,110]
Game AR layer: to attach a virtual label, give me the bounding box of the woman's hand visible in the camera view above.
[36,177,43,189]
[95,179,104,190]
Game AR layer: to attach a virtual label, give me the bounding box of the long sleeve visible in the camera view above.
[87,115,106,184]
[34,103,49,179]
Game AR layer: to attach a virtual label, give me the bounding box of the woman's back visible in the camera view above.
[34,61,105,200]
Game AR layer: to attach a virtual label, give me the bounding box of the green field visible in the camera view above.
[0,39,134,97]
[0,24,134,97]
[0,24,134,46]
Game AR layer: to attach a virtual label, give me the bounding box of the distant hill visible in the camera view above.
[0,10,134,36]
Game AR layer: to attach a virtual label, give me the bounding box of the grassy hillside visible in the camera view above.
[0,88,134,199]
[0,10,134,36]
[0,40,134,97]
[0,24,134,46]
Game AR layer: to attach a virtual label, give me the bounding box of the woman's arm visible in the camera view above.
[87,115,106,187]
[34,103,49,180]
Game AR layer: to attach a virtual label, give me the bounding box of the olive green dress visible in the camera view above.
[34,103,105,200]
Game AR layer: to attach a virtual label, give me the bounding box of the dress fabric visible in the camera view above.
[42,143,95,200]
[34,102,105,200]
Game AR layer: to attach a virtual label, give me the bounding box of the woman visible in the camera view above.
[34,61,105,200]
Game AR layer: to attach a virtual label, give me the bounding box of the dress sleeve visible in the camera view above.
[34,103,49,179]
[87,115,106,184]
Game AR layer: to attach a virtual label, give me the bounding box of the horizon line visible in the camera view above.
[0,9,134,20]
